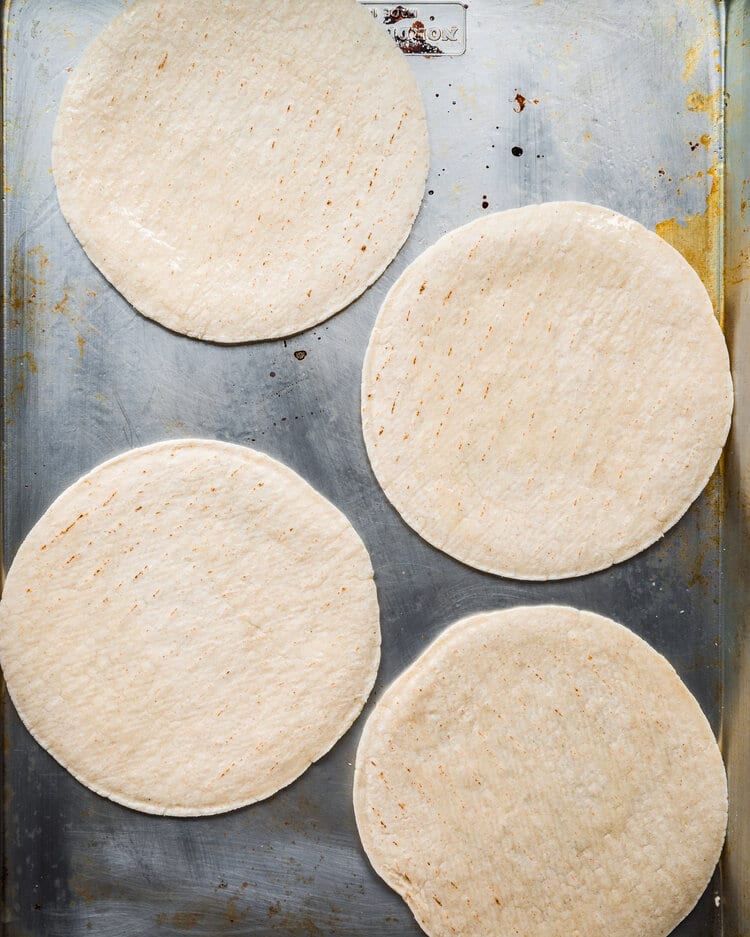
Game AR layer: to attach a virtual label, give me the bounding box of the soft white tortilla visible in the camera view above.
[354,605,727,937]
[52,0,428,343]
[0,439,380,815]
[361,202,733,579]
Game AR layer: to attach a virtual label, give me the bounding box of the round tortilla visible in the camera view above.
[0,439,380,815]
[354,605,727,937]
[361,202,733,579]
[52,0,428,343]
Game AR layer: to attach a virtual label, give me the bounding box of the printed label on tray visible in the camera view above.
[360,3,467,56]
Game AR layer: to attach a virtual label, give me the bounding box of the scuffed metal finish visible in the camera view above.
[722,3,750,935]
[1,0,736,934]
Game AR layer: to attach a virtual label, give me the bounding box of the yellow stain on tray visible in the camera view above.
[655,156,721,322]
[682,38,704,82]
[77,335,86,357]
[686,88,723,123]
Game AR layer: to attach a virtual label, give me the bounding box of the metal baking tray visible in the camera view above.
[2,0,747,934]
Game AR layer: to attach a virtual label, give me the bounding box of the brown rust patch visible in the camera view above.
[7,352,39,409]
[513,92,526,113]
[8,242,83,330]
[155,911,203,929]
[383,6,415,25]
[11,351,37,374]
[392,20,442,55]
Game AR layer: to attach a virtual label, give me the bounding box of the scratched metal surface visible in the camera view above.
[0,0,737,935]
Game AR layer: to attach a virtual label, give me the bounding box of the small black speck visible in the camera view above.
[435,92,439,97]
[269,371,276,377]
[511,146,523,157]
[428,189,434,195]
[482,200,489,209]
[452,100,456,105]
[485,165,490,169]
[281,417,287,422]
[429,14,435,20]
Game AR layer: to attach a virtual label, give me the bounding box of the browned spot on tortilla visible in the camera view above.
[60,512,88,536]
[157,52,168,71]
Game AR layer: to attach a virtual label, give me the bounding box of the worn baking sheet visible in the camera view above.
[1,0,743,935]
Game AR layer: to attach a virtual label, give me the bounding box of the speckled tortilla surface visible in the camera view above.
[0,439,380,815]
[354,605,727,937]
[52,0,428,342]
[361,202,733,579]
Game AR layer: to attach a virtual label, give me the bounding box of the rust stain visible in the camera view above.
[268,912,326,935]
[11,351,38,374]
[513,92,526,113]
[655,155,721,322]
[686,88,722,123]
[77,335,86,357]
[725,244,750,288]
[8,243,83,329]
[155,912,203,929]
[7,352,39,409]
[682,38,704,83]
[54,290,71,316]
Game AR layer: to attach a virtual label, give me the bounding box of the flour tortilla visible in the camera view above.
[361,202,733,579]
[52,0,428,343]
[354,605,727,937]
[0,440,380,815]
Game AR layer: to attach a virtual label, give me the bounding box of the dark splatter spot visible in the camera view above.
[511,146,523,157]
[513,92,526,112]
[384,5,416,24]
[269,371,276,378]
[294,350,307,361]
[394,20,443,55]
[482,198,489,209]
[428,189,434,195]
